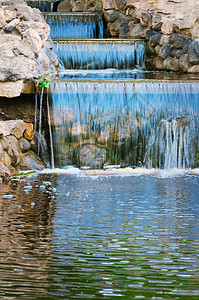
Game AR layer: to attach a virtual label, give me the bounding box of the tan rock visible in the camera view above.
[110,19,121,36]
[24,123,34,141]
[159,34,170,46]
[187,65,199,73]
[0,151,12,169]
[19,150,46,171]
[102,0,116,10]
[161,21,174,35]
[0,162,10,178]
[22,28,43,52]
[0,81,24,98]
[179,54,192,72]
[153,56,164,70]
[169,58,180,71]
[0,120,26,139]
[57,0,71,12]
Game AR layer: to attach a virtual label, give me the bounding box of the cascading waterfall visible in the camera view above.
[49,81,199,169]
[53,39,145,70]
[43,12,104,39]
[26,0,54,12]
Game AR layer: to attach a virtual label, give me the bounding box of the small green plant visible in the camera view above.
[35,73,50,89]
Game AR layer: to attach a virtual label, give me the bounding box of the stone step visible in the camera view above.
[43,12,104,39]
[53,38,145,70]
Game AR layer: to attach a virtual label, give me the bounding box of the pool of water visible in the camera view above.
[0,172,199,299]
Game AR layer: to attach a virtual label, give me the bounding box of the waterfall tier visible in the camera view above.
[26,0,54,12]
[43,12,104,39]
[48,80,199,169]
[54,39,145,70]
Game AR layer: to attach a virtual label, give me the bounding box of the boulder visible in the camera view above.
[188,39,199,64]
[19,150,46,171]
[119,19,130,37]
[179,54,192,72]
[5,135,23,166]
[0,151,12,169]
[159,45,170,59]
[110,19,121,36]
[57,0,71,12]
[161,21,174,35]
[187,65,199,73]
[24,122,34,141]
[129,23,147,38]
[18,137,31,153]
[0,120,26,139]
[149,33,161,47]
[102,0,116,10]
[169,58,180,71]
[152,56,164,70]
[0,162,10,178]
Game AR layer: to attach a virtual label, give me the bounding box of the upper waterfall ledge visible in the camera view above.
[0,0,59,98]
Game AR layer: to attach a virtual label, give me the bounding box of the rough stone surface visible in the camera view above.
[188,39,199,64]
[24,122,34,141]
[18,137,31,153]
[57,0,71,12]
[0,1,58,97]
[79,145,107,168]
[5,135,23,167]
[0,120,26,139]
[0,162,10,178]
[19,150,46,171]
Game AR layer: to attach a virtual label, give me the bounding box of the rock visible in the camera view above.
[183,37,193,53]
[119,19,130,37]
[188,39,199,64]
[79,145,107,168]
[0,162,10,178]
[57,0,71,12]
[152,56,164,70]
[179,54,192,72]
[163,57,172,70]
[140,11,152,27]
[159,45,170,59]
[5,135,23,166]
[154,45,161,55]
[110,19,120,36]
[169,58,180,71]
[0,142,3,159]
[0,120,26,139]
[151,13,162,31]
[175,50,184,59]
[70,0,86,11]
[18,137,31,152]
[159,35,170,46]
[146,29,158,39]
[187,65,199,73]
[161,21,174,35]
[0,151,12,169]
[102,0,116,10]
[129,23,147,38]
[19,150,46,171]
[169,33,186,49]
[147,43,155,55]
[169,46,177,58]
[108,11,124,22]
[24,122,34,141]
[149,33,161,47]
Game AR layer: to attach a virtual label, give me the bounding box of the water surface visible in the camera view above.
[0,172,199,299]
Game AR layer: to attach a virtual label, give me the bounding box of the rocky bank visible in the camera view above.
[0,0,59,98]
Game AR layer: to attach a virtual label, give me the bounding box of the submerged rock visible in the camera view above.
[79,145,107,169]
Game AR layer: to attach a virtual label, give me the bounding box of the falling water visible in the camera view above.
[48,81,199,169]
[53,39,145,70]
[47,92,55,169]
[26,0,54,12]
[43,12,104,39]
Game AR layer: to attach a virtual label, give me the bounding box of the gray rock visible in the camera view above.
[159,45,170,59]
[175,50,184,59]
[179,54,192,72]
[188,39,199,64]
[169,33,186,49]
[149,33,162,47]
[119,19,130,37]
[183,37,193,53]
[19,150,46,171]
[18,137,31,153]
[146,29,158,39]
[169,46,177,57]
[129,23,147,38]
[5,135,23,166]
